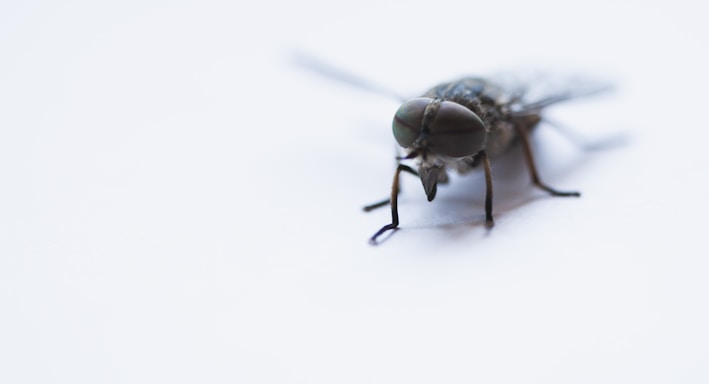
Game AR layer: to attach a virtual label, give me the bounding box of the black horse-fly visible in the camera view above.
[293,54,609,245]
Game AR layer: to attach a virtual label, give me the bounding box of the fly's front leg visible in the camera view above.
[368,164,417,245]
[480,151,495,228]
[515,126,581,197]
[363,164,418,211]
[363,147,415,212]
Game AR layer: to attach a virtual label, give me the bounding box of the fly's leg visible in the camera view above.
[369,164,417,245]
[363,147,415,212]
[363,165,418,212]
[362,199,390,212]
[480,151,495,228]
[515,126,581,197]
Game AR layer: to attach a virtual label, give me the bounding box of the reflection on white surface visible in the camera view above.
[1,1,708,383]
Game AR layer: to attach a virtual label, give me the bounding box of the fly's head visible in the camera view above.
[392,97,488,201]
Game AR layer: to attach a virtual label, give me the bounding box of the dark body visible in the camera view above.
[422,77,539,162]
[367,77,581,244]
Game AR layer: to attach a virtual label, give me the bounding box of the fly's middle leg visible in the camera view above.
[480,150,495,228]
[362,199,391,212]
[368,164,417,245]
[515,126,581,197]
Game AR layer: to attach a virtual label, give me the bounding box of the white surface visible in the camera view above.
[1,1,708,383]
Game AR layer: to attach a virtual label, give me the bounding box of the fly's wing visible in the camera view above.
[291,51,406,102]
[516,83,613,114]
[490,72,613,116]
[497,72,620,150]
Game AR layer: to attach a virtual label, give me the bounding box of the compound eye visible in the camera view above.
[428,101,487,157]
[392,98,431,148]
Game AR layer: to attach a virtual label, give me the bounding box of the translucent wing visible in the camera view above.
[489,72,613,116]
[291,51,406,102]
[495,72,621,150]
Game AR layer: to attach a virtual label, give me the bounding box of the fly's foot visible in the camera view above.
[553,190,581,197]
[539,185,581,197]
[369,223,398,245]
[533,179,580,197]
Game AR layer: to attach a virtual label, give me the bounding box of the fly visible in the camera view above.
[293,53,610,245]
[366,77,592,244]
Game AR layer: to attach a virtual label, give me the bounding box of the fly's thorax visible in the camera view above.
[483,112,544,158]
[484,120,517,157]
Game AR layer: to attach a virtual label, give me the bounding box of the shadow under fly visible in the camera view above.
[292,53,613,245]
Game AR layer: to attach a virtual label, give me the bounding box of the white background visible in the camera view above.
[1,0,708,383]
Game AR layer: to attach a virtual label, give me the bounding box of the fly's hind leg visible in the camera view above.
[368,164,418,245]
[515,126,581,197]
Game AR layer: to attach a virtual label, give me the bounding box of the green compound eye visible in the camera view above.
[392,98,430,149]
[392,98,487,157]
[428,101,487,157]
